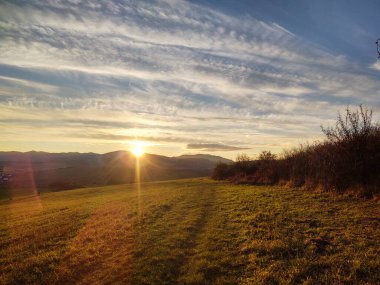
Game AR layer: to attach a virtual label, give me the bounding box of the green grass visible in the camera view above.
[1,178,379,284]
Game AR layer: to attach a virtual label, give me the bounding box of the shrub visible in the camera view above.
[212,106,380,196]
[211,163,234,180]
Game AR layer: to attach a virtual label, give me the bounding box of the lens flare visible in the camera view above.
[131,142,144,157]
[131,141,144,218]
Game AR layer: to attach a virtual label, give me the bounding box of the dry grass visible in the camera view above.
[1,178,379,284]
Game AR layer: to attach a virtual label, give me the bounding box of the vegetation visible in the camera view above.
[212,105,380,196]
[1,178,379,284]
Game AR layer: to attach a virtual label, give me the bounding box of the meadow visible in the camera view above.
[1,178,379,284]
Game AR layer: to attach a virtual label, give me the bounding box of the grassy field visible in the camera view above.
[1,178,379,284]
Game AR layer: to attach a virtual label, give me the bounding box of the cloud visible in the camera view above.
[371,61,380,71]
[79,133,191,143]
[187,143,250,152]
[0,0,379,157]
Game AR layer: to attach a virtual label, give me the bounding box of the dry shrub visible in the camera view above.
[212,105,380,197]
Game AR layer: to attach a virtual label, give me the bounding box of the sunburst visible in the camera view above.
[131,141,144,157]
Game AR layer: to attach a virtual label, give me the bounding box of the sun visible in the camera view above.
[131,142,145,157]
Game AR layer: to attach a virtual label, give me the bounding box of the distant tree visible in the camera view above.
[234,153,256,177]
[258,150,277,161]
[211,162,233,180]
[236,153,251,163]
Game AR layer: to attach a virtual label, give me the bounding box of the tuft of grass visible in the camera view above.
[0,178,379,284]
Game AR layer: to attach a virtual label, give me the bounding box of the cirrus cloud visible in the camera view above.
[187,143,250,152]
[0,0,379,158]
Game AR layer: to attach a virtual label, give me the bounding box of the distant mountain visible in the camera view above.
[177,154,232,165]
[0,151,232,191]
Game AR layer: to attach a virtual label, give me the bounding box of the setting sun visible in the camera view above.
[131,142,144,157]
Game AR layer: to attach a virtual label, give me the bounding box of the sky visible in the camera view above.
[0,0,380,159]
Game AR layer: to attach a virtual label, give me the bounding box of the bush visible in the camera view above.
[212,106,380,196]
[211,163,234,180]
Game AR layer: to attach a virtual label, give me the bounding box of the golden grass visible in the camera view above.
[0,178,379,284]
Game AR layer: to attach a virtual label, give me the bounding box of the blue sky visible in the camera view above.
[0,0,379,158]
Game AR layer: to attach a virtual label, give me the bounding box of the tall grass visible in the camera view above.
[212,106,380,196]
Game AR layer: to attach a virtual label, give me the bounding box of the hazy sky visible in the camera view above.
[1,0,380,159]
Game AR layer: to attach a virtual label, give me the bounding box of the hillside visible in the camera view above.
[0,151,232,192]
[176,154,232,165]
[0,179,379,284]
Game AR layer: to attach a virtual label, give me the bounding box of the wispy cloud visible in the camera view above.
[371,61,380,71]
[187,143,250,152]
[0,0,379,157]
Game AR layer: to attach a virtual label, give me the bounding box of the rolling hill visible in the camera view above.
[0,151,232,192]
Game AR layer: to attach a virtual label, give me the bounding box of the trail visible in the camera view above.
[129,184,217,284]
[174,187,217,283]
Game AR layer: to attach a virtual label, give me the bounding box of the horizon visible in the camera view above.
[1,0,380,160]
[0,149,232,160]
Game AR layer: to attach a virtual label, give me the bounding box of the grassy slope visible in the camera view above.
[0,179,379,284]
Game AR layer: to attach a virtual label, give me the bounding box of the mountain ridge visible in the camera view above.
[0,151,232,192]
